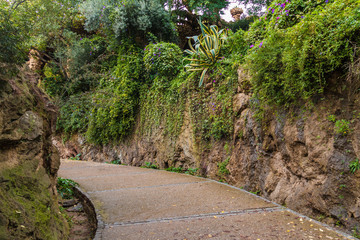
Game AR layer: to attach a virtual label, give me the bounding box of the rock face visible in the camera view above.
[230,7,243,21]
[57,68,360,232]
[0,68,68,239]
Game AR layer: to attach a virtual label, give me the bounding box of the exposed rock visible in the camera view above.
[230,7,243,21]
[56,67,360,232]
[0,67,68,239]
[233,93,250,115]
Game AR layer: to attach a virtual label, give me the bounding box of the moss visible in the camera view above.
[0,161,69,240]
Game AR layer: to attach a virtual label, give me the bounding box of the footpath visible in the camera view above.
[59,159,355,240]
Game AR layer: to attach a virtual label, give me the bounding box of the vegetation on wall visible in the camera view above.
[2,0,360,150]
[245,0,360,106]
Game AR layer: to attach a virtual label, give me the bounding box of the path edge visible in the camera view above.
[73,186,105,240]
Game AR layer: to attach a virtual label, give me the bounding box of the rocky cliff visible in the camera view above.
[56,67,360,232]
[0,67,68,239]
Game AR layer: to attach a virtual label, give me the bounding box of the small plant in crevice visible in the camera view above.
[69,153,81,161]
[184,168,199,176]
[327,114,336,122]
[250,190,261,196]
[218,157,230,179]
[57,177,79,199]
[166,166,183,173]
[142,162,159,169]
[334,119,351,136]
[352,226,360,238]
[110,159,121,165]
[349,158,360,174]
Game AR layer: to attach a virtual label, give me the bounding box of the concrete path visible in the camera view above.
[59,160,355,240]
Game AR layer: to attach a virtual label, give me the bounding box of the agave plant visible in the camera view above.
[184,20,228,87]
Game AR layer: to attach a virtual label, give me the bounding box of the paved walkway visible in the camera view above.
[59,160,355,240]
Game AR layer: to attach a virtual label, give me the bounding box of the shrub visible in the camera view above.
[57,93,92,135]
[226,16,256,32]
[245,0,360,106]
[334,119,351,136]
[349,158,360,174]
[80,0,178,44]
[184,20,228,87]
[143,42,183,78]
[0,16,24,65]
[57,178,79,199]
[86,43,144,144]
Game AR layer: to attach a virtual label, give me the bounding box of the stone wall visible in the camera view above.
[0,67,68,239]
[56,67,360,232]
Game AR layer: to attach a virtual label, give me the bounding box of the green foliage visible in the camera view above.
[185,168,198,176]
[42,64,66,97]
[139,71,188,138]
[69,153,81,161]
[65,36,110,95]
[56,178,79,200]
[0,13,24,65]
[349,159,360,174]
[0,162,69,239]
[218,157,230,177]
[238,0,273,15]
[81,0,178,44]
[334,119,351,136]
[86,43,144,145]
[166,166,183,173]
[226,16,256,32]
[352,227,360,238]
[56,93,92,135]
[245,0,360,106]
[110,159,121,165]
[142,162,159,169]
[327,114,336,122]
[222,29,248,64]
[185,20,228,87]
[144,42,183,78]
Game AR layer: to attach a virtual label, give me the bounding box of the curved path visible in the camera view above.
[59,160,355,240]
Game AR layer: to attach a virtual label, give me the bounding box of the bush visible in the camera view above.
[57,178,79,199]
[226,16,256,32]
[57,93,92,135]
[143,42,183,78]
[80,0,178,45]
[0,13,24,65]
[86,43,144,144]
[245,0,360,106]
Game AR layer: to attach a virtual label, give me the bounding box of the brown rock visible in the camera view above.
[233,93,250,115]
[230,7,243,21]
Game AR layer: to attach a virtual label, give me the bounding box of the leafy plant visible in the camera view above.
[69,153,81,161]
[352,226,360,238]
[80,0,178,44]
[185,168,198,176]
[86,43,144,145]
[110,159,121,165]
[142,162,159,169]
[245,0,360,106]
[57,93,92,135]
[349,158,360,174]
[166,166,183,173]
[218,157,230,177]
[327,114,336,122]
[334,119,351,136]
[144,42,183,78]
[184,20,228,87]
[57,178,79,199]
